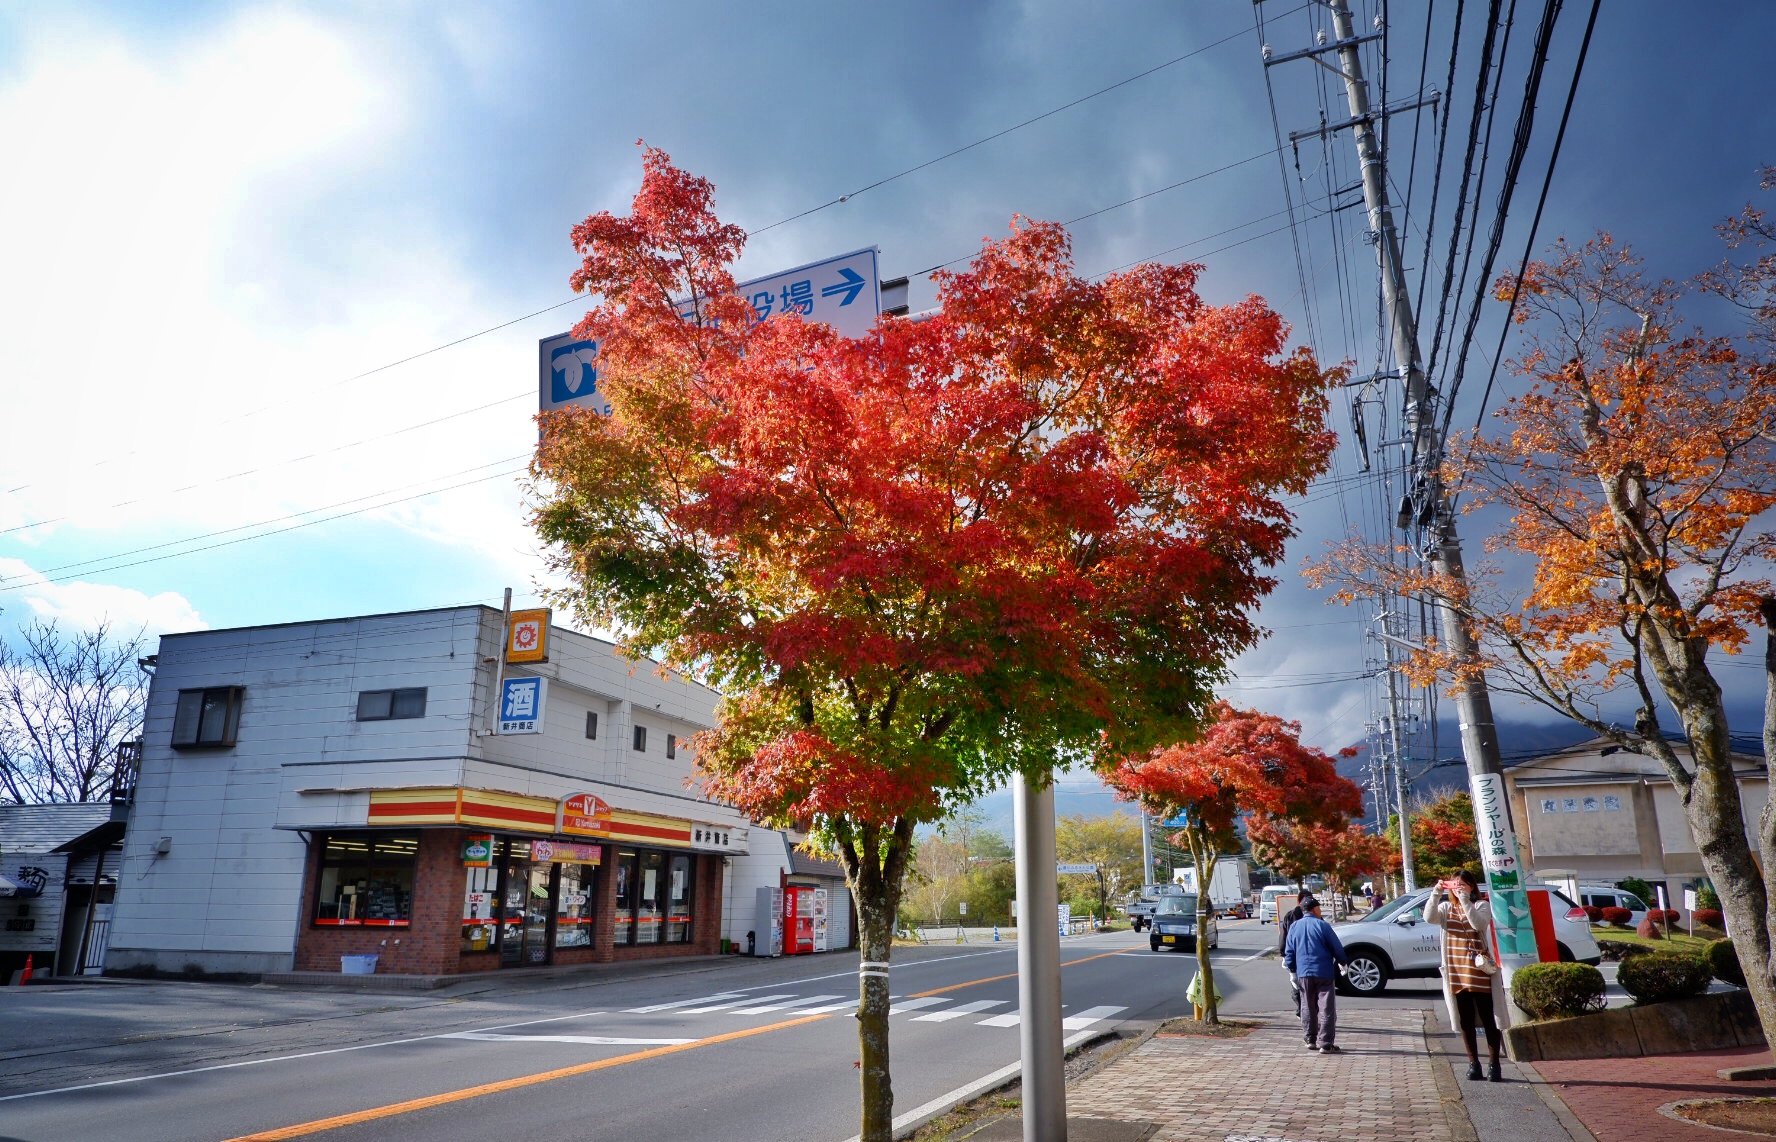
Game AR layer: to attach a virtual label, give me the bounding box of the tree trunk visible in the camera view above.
[834,816,915,1142]
[1661,693,1776,1062]
[1190,832,1220,1024]
[854,895,897,1142]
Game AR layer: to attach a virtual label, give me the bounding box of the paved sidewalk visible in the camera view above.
[1065,1008,1461,1141]
[1529,1044,1776,1142]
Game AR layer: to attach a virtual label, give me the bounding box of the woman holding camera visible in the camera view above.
[1428,869,1505,1082]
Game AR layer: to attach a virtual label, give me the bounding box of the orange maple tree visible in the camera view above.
[1107,701,1360,1022]
[1309,174,1776,1053]
[531,148,1337,1137]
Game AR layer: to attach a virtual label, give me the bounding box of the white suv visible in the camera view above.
[1330,885,1601,997]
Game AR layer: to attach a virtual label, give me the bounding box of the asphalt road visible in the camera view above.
[0,917,1446,1142]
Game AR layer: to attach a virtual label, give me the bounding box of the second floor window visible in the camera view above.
[357,688,427,721]
[172,687,243,748]
[633,725,647,752]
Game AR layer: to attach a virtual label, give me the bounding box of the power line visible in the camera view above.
[1471,0,1603,433]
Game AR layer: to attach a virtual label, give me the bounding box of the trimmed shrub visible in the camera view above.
[1600,906,1633,927]
[1694,908,1725,928]
[1705,938,1746,988]
[1651,908,1681,924]
[1617,950,1711,1005]
[1583,905,1604,923]
[1512,962,1608,1021]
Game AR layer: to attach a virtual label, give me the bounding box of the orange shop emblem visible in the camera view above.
[561,792,612,835]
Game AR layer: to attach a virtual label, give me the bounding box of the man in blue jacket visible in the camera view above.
[1282,896,1349,1053]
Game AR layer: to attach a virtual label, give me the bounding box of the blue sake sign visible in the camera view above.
[498,676,547,735]
[539,247,881,416]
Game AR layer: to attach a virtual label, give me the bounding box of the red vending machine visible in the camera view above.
[782,885,817,955]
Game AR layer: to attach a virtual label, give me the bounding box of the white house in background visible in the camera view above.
[1503,734,1767,909]
[106,605,851,978]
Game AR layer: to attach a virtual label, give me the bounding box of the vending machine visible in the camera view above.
[782,885,817,955]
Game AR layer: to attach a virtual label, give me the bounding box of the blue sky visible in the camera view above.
[2,1,1772,754]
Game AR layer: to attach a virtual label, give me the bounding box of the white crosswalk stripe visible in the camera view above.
[1061,1005,1126,1029]
[625,992,745,1013]
[976,1012,1022,1027]
[913,1000,1007,1022]
[728,993,846,1015]
[886,997,947,1015]
[678,994,793,1013]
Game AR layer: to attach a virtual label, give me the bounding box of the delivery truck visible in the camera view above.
[1174,858,1252,918]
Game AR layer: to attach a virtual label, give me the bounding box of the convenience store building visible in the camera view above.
[105,606,791,976]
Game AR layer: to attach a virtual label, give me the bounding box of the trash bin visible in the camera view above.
[340,954,379,975]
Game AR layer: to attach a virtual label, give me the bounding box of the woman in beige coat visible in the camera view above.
[1427,869,1505,1082]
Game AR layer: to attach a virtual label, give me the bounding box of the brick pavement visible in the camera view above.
[1065,1008,1455,1142]
[1529,1044,1776,1142]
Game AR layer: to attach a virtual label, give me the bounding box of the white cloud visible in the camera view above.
[0,557,205,637]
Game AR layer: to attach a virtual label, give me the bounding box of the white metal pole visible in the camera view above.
[1015,771,1066,1141]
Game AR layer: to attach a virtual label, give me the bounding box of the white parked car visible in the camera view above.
[1578,885,1650,927]
[1330,885,1601,997]
[1257,885,1295,924]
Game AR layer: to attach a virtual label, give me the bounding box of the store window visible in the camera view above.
[556,863,594,948]
[610,848,694,945]
[356,688,426,721]
[313,834,417,926]
[172,687,243,748]
[666,854,693,942]
[613,849,637,945]
[636,851,665,943]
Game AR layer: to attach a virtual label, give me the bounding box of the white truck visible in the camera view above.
[1175,859,1252,918]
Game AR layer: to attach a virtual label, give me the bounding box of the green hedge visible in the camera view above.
[1616,950,1711,1005]
[1511,962,1608,1021]
[1705,938,1746,988]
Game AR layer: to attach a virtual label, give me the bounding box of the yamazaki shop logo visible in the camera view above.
[560,792,612,835]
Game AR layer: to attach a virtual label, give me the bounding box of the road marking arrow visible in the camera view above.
[821,267,866,306]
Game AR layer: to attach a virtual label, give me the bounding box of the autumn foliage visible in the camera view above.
[531,148,1337,1136]
[1308,169,1776,1061]
[1109,701,1360,1020]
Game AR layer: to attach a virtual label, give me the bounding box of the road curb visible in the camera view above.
[837,1026,1129,1142]
[1423,1009,1480,1142]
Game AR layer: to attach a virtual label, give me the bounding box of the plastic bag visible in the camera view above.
[1187,970,1223,1007]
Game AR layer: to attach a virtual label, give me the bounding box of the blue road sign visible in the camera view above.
[540,247,881,416]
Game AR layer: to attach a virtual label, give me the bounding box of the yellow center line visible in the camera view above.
[909,947,1132,998]
[223,1012,833,1141]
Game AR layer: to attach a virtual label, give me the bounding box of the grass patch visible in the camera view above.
[1155,1016,1263,1038]
[1590,927,1715,951]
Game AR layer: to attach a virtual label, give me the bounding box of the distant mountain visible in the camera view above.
[940,716,1601,842]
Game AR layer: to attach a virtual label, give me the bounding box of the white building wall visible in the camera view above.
[109,606,757,975]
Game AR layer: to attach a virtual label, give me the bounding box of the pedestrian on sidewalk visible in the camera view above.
[1277,891,1308,1013]
[1282,895,1348,1053]
[1428,870,1504,1083]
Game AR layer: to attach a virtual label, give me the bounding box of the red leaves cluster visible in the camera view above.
[1247,818,1392,890]
[532,149,1337,835]
[1106,701,1361,855]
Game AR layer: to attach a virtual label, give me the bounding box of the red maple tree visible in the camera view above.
[1108,701,1360,1022]
[531,148,1337,1138]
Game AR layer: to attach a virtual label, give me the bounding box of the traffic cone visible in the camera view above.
[18,955,33,984]
[993,925,1001,942]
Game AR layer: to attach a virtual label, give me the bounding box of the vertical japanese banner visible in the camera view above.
[1469,771,1544,978]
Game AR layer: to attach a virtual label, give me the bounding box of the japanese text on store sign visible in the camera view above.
[498,676,546,734]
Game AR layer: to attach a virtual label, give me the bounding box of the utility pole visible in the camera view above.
[1266,0,1542,976]
[1382,658,1418,893]
[1139,808,1154,888]
[1013,772,1066,1142]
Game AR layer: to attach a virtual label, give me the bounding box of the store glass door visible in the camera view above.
[499,853,555,967]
